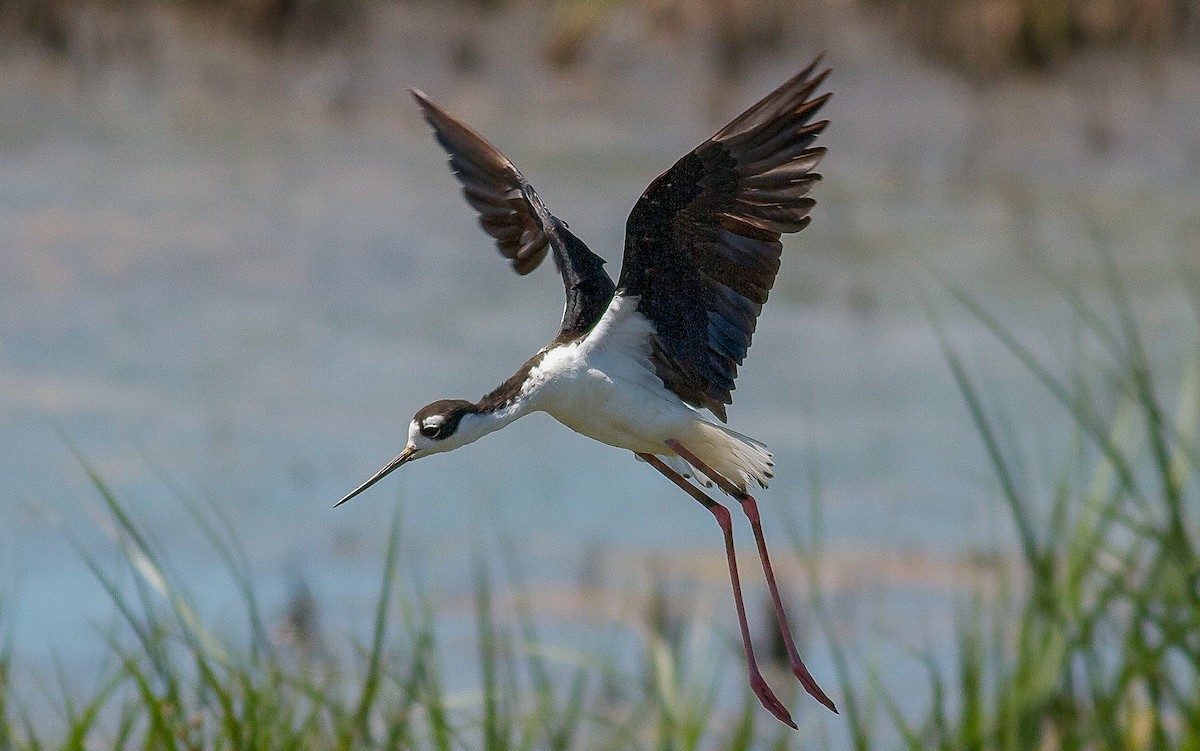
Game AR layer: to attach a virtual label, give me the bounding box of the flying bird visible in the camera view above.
[337,57,834,726]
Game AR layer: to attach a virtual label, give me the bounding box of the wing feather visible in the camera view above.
[617,57,831,420]
[412,90,615,338]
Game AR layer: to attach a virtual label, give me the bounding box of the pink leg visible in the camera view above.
[665,439,838,714]
[638,452,797,729]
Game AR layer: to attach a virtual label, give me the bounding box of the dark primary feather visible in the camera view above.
[411,90,615,340]
[619,57,831,421]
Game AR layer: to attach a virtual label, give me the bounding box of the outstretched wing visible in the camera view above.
[412,90,615,341]
[618,58,831,421]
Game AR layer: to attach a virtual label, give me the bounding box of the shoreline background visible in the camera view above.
[2,1,1198,746]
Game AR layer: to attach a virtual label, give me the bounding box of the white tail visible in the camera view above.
[678,420,775,493]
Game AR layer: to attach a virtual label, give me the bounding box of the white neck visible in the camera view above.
[455,396,533,448]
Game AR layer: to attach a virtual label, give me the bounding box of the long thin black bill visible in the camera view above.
[334,446,416,507]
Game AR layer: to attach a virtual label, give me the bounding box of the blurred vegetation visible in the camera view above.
[871,0,1200,76]
[542,0,796,81]
[2,0,1197,77]
[543,0,1200,79]
[3,260,1197,748]
[0,0,359,53]
[887,261,1200,749]
[0,460,790,750]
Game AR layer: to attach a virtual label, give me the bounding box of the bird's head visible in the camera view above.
[406,398,486,455]
[335,398,483,507]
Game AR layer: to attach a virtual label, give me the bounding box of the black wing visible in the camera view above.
[618,58,831,421]
[412,90,615,341]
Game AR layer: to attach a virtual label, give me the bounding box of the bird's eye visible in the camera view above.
[419,417,445,439]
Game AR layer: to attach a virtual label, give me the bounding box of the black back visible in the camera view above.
[412,91,615,341]
[619,58,831,421]
[413,61,830,422]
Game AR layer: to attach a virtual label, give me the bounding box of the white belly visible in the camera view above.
[548,380,695,453]
[534,343,694,453]
[526,296,696,453]
[520,295,774,492]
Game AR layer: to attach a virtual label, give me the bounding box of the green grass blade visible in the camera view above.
[351,508,403,743]
[932,320,1044,572]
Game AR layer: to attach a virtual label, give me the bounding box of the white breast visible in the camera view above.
[521,295,774,492]
[527,295,698,453]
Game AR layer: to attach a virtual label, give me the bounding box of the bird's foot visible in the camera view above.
[790,660,839,714]
[750,673,798,729]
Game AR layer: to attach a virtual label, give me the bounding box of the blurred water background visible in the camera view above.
[2,0,1198,739]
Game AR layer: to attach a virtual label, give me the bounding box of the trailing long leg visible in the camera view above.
[637,452,797,729]
[665,438,838,714]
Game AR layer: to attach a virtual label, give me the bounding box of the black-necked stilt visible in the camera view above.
[337,57,834,726]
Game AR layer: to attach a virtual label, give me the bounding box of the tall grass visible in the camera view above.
[872,262,1200,749]
[4,261,1198,748]
[0,457,775,750]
